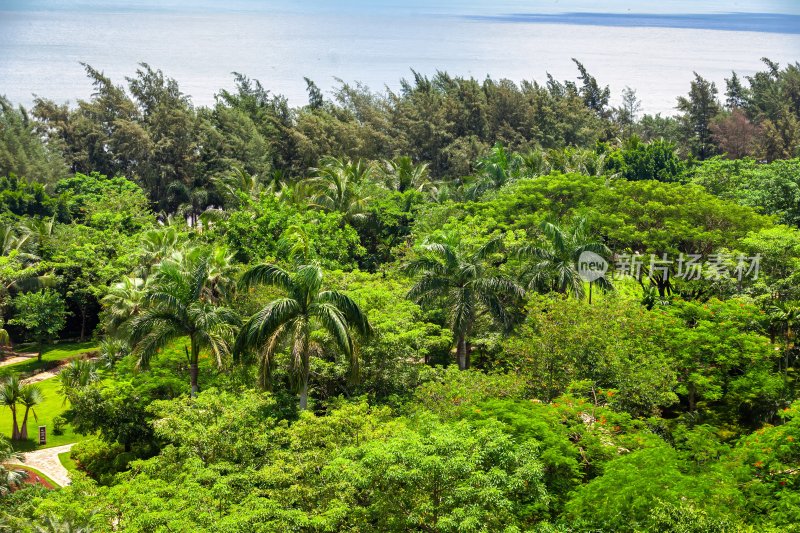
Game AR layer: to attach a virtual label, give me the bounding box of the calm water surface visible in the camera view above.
[1,1,798,114]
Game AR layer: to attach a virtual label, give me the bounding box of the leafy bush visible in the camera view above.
[51,415,66,436]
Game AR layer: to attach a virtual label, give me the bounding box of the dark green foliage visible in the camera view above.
[0,97,67,185]
[606,136,685,182]
[0,174,65,219]
[677,73,723,160]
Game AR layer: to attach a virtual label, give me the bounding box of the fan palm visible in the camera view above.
[0,436,26,496]
[519,217,613,301]
[17,384,42,440]
[98,338,128,369]
[128,247,240,396]
[59,359,98,403]
[138,227,181,277]
[101,276,148,337]
[0,377,21,440]
[235,263,372,410]
[406,237,524,370]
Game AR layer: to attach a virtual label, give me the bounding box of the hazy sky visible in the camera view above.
[3,0,800,15]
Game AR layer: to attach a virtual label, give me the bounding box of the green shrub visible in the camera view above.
[70,436,129,483]
[51,415,66,436]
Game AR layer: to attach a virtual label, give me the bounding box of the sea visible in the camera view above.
[1,0,799,115]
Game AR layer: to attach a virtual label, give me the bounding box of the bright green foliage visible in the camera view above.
[149,388,277,466]
[128,246,240,395]
[730,401,800,529]
[0,174,65,220]
[565,446,739,530]
[503,295,679,415]
[691,157,800,226]
[664,298,785,425]
[235,263,372,409]
[406,235,524,370]
[451,173,768,261]
[9,290,67,359]
[220,194,363,269]
[328,417,548,531]
[55,171,152,232]
[1,61,799,532]
[413,366,529,419]
[606,136,685,182]
[322,270,451,402]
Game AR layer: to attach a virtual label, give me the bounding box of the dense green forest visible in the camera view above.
[1,59,799,531]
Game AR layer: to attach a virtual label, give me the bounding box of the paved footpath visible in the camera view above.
[0,353,36,367]
[7,443,76,487]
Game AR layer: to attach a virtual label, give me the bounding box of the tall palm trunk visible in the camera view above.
[19,407,32,440]
[9,405,19,440]
[299,347,310,410]
[189,337,200,397]
[456,336,468,370]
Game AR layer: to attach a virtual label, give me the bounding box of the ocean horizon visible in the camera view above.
[1,1,799,115]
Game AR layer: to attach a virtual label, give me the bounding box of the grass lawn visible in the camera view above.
[0,376,84,452]
[58,450,79,477]
[0,341,98,379]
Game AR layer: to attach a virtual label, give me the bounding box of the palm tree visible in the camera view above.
[59,360,98,404]
[277,225,314,266]
[0,436,26,496]
[380,156,432,193]
[406,237,524,370]
[17,384,42,440]
[304,156,372,224]
[465,144,523,200]
[0,378,21,440]
[98,338,128,369]
[235,263,372,410]
[101,276,148,338]
[128,247,240,396]
[138,227,181,276]
[0,222,34,257]
[544,147,610,176]
[212,165,266,209]
[519,217,613,301]
[168,182,210,228]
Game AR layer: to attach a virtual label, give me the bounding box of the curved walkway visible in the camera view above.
[7,443,75,487]
[0,353,36,367]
